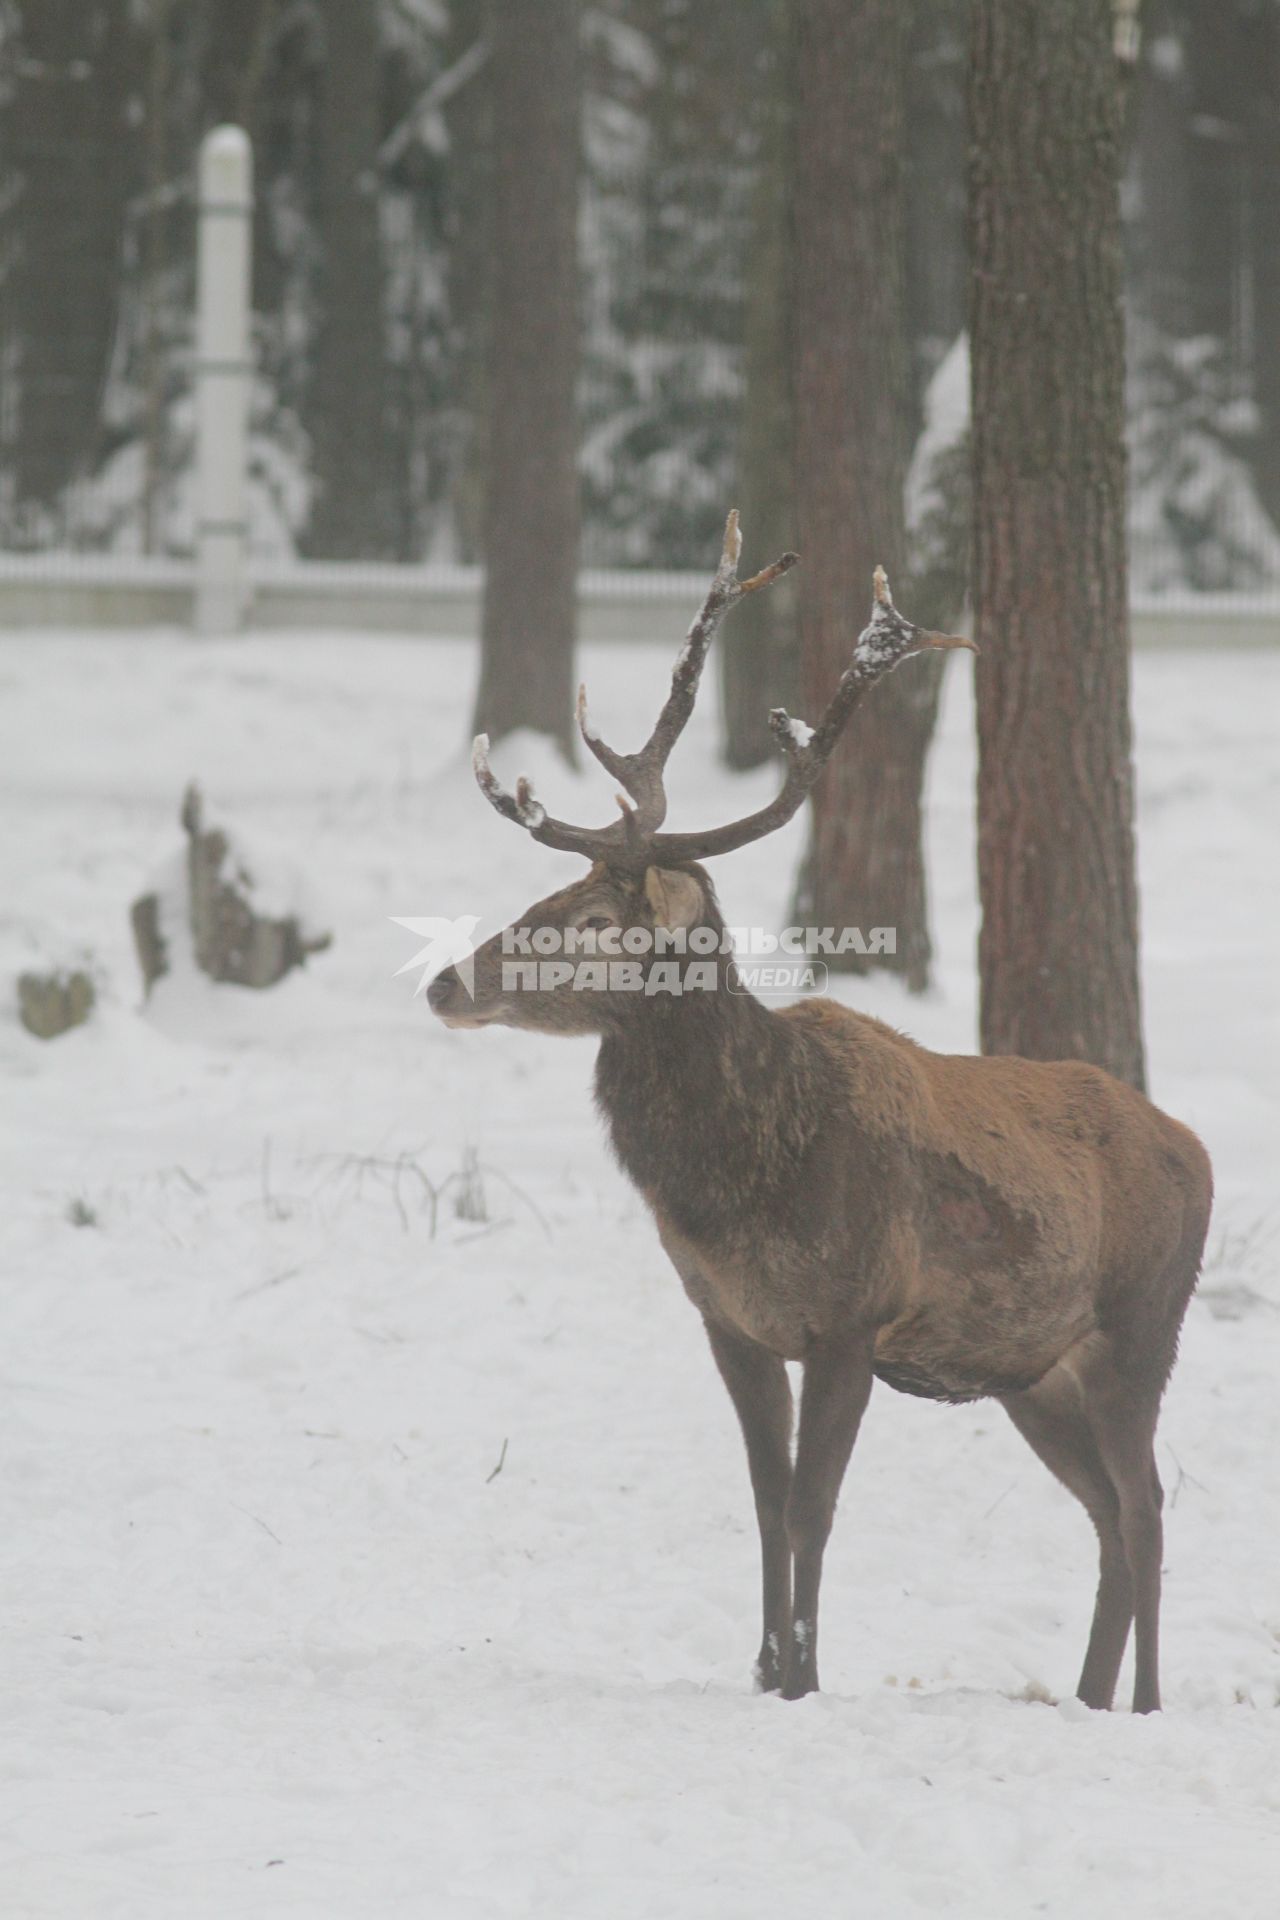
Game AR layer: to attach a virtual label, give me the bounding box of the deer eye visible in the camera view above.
[576,914,612,933]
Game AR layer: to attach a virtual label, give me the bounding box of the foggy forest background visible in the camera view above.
[2,0,1279,597]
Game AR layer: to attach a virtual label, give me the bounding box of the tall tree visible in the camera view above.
[1128,0,1194,342]
[969,0,1145,1089]
[723,0,797,771]
[903,0,968,429]
[790,0,942,991]
[1246,2,1280,535]
[1183,2,1250,354]
[900,0,971,638]
[306,0,395,558]
[440,0,492,565]
[7,0,131,523]
[473,0,580,756]
[200,0,278,131]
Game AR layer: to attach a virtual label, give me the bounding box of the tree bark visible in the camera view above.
[473,0,580,758]
[724,0,796,770]
[969,0,1145,1090]
[306,0,395,559]
[790,0,940,991]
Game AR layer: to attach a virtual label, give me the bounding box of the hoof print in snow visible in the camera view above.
[132,783,332,994]
[17,967,96,1039]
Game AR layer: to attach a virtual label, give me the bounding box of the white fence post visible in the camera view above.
[195,125,253,635]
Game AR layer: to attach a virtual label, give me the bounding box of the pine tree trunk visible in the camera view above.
[969,0,1145,1091]
[1184,3,1247,353]
[201,0,277,130]
[307,0,394,559]
[724,0,796,771]
[790,0,940,991]
[441,0,492,566]
[1128,0,1194,342]
[903,0,969,426]
[1242,5,1280,533]
[10,0,130,516]
[473,0,580,758]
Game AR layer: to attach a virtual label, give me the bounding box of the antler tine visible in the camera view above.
[575,684,630,787]
[471,734,625,860]
[650,570,976,864]
[575,509,799,834]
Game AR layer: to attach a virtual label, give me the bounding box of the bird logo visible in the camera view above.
[389,914,480,999]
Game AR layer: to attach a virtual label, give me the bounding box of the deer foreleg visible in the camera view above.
[783,1333,875,1700]
[704,1319,794,1691]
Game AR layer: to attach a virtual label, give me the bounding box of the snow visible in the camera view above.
[905,330,969,546]
[852,603,904,671]
[2,629,1279,1918]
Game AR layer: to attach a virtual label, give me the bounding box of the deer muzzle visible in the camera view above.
[427,965,493,1028]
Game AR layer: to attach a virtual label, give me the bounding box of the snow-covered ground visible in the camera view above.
[3,627,1278,1919]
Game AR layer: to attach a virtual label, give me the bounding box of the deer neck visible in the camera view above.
[594,969,820,1243]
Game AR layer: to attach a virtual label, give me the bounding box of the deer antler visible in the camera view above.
[472,515,973,870]
[647,565,976,865]
[575,510,798,833]
[472,510,797,863]
[471,736,614,860]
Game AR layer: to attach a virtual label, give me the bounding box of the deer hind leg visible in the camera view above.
[1076,1349,1166,1714]
[703,1320,794,1692]
[1002,1370,1133,1710]
[782,1333,875,1700]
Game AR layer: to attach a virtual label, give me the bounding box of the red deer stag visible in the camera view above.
[428,513,1212,1712]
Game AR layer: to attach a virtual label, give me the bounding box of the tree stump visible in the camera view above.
[132,784,332,995]
[17,968,95,1039]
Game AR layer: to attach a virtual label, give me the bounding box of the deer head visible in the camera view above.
[428,511,973,1032]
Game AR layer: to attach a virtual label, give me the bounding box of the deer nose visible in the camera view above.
[427,966,460,1013]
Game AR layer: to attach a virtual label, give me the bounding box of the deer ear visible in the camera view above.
[644,866,704,931]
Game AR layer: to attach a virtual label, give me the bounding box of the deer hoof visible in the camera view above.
[753,1633,784,1693]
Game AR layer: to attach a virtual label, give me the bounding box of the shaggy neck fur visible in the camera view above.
[593,949,831,1245]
